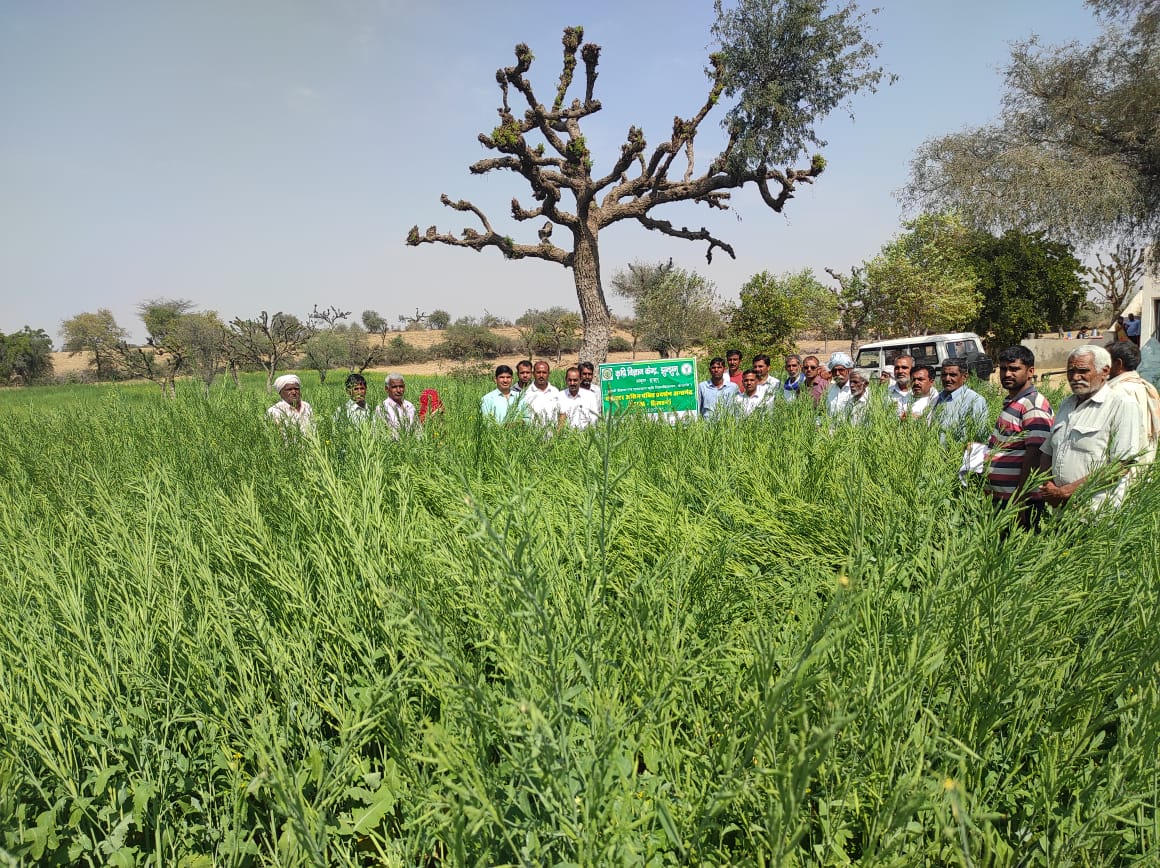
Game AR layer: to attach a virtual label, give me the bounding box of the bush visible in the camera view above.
[382,335,427,366]
[432,324,515,360]
[608,336,632,353]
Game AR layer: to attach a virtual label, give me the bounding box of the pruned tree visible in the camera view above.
[407,6,889,363]
[228,311,314,391]
[825,265,878,354]
[309,304,351,328]
[1085,243,1147,314]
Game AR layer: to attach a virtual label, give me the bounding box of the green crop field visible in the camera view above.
[0,376,1157,865]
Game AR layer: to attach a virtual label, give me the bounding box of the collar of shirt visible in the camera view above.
[1002,384,1039,408]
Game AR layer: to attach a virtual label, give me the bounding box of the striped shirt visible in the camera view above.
[985,386,1053,500]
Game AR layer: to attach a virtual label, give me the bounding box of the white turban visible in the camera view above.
[829,352,854,369]
[274,374,301,393]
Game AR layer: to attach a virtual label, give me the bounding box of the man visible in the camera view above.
[1039,345,1142,510]
[802,355,827,403]
[512,360,534,394]
[929,358,989,442]
[1107,340,1159,465]
[907,365,938,418]
[844,369,872,424]
[266,373,314,433]
[481,364,521,423]
[725,349,744,389]
[825,352,854,415]
[698,357,740,418]
[888,355,913,413]
[752,354,780,399]
[984,346,1054,523]
[1125,313,1141,346]
[376,372,417,432]
[733,369,768,416]
[578,361,601,401]
[335,373,373,425]
[781,354,806,401]
[521,360,560,424]
[557,366,601,430]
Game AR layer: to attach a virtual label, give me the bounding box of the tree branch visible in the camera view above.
[635,214,736,263]
[406,194,571,265]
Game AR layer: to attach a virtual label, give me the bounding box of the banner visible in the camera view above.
[598,358,698,416]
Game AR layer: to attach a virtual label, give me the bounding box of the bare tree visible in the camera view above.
[408,11,888,363]
[1085,244,1147,315]
[228,311,314,391]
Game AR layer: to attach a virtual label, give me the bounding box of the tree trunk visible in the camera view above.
[573,228,611,365]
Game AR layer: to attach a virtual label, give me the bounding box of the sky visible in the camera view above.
[0,0,1103,344]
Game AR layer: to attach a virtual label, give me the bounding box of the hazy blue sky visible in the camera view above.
[1,1,1101,343]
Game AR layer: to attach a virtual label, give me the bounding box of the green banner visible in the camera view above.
[598,358,698,416]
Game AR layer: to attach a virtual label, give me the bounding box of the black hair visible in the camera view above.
[494,364,513,377]
[345,373,367,389]
[997,346,1035,367]
[1108,340,1141,371]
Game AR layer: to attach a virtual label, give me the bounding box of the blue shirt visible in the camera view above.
[480,388,522,423]
[698,379,740,417]
[929,386,990,442]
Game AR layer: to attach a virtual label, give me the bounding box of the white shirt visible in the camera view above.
[267,400,314,434]
[557,388,601,429]
[335,400,373,425]
[1107,371,1159,465]
[754,377,780,401]
[908,391,937,418]
[826,382,852,415]
[1041,384,1142,510]
[888,382,913,413]
[521,383,560,425]
[734,391,770,416]
[377,398,417,432]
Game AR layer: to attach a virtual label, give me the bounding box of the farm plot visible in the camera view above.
[0,379,1157,865]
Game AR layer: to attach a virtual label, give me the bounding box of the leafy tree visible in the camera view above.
[728,269,820,357]
[60,309,126,381]
[965,230,1087,355]
[361,310,389,335]
[301,328,348,384]
[904,0,1160,262]
[407,8,888,363]
[861,213,981,337]
[114,300,228,397]
[174,311,229,395]
[0,327,54,385]
[428,310,451,330]
[516,307,582,359]
[432,324,514,361]
[228,311,314,391]
[613,262,721,357]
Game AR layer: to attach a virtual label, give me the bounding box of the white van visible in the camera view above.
[853,332,993,379]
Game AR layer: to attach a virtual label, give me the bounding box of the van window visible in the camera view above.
[947,339,972,359]
[855,349,880,368]
[911,343,938,366]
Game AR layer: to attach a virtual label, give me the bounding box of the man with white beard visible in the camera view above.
[1038,345,1142,510]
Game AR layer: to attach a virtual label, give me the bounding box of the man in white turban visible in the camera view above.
[267,374,314,433]
[825,352,854,415]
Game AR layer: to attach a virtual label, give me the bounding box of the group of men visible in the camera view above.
[480,359,603,429]
[267,372,419,434]
[270,340,1158,514]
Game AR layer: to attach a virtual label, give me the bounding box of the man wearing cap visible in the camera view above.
[377,373,417,433]
[825,352,854,415]
[267,374,314,433]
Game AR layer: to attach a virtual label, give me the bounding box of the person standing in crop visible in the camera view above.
[698,357,740,418]
[577,361,601,402]
[825,352,854,415]
[929,359,989,442]
[887,355,914,414]
[906,365,938,419]
[734,369,769,416]
[267,374,314,434]
[481,364,522,424]
[1039,345,1141,510]
[336,373,373,425]
[377,373,417,433]
[725,349,744,389]
[512,360,534,394]
[557,366,601,430]
[781,354,806,401]
[984,346,1054,526]
[521,360,560,425]
[1106,341,1159,466]
[802,356,826,404]
[751,354,780,400]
